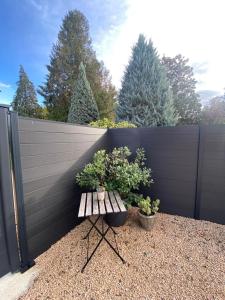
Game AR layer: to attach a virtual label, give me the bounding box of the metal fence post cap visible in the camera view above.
[0,104,10,109]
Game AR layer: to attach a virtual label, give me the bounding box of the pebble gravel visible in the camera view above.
[21,208,225,300]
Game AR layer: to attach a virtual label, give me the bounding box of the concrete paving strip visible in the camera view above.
[0,266,38,300]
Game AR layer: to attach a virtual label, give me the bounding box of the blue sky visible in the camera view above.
[0,0,126,104]
[0,0,224,105]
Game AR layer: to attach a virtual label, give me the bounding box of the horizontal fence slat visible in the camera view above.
[18,117,107,259]
[19,130,104,144]
[18,117,106,135]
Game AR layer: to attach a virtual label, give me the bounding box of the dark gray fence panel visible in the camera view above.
[197,125,225,224]
[18,117,107,259]
[0,107,20,277]
[108,127,199,217]
[0,195,10,277]
[10,112,33,271]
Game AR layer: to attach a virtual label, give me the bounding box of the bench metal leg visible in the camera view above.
[81,216,125,273]
[83,215,100,239]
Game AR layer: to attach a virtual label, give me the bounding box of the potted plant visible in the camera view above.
[96,186,105,201]
[76,150,107,201]
[76,147,153,226]
[104,147,153,227]
[138,196,160,231]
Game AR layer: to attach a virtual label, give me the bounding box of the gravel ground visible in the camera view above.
[21,208,225,300]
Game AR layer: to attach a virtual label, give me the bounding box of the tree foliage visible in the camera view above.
[117,34,178,127]
[201,95,225,124]
[76,147,152,199]
[94,65,117,120]
[12,65,40,117]
[90,118,136,128]
[38,10,116,121]
[68,62,99,124]
[162,54,201,124]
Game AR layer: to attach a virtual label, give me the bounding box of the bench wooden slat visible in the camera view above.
[92,192,99,215]
[104,192,113,213]
[99,197,106,215]
[85,193,92,216]
[114,191,127,212]
[109,191,120,213]
[78,193,86,217]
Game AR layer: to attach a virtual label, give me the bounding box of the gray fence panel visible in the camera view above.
[197,125,225,224]
[0,194,10,277]
[10,112,33,271]
[108,127,199,217]
[18,117,107,259]
[0,107,20,276]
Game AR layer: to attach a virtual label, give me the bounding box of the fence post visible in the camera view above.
[194,125,202,219]
[0,106,20,272]
[10,111,35,271]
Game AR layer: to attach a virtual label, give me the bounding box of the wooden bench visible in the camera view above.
[78,191,126,217]
[78,191,126,272]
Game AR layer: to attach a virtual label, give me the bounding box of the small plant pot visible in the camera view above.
[138,210,156,231]
[97,186,105,201]
[104,211,128,227]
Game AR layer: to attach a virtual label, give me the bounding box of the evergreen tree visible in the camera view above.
[162,55,201,124]
[117,34,178,127]
[68,62,99,124]
[12,65,40,117]
[39,10,115,121]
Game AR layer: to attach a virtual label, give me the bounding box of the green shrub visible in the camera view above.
[76,147,152,205]
[76,150,108,189]
[138,196,160,216]
[90,118,136,128]
[105,147,152,199]
[125,192,143,208]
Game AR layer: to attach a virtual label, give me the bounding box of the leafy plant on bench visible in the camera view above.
[76,146,153,222]
[76,149,108,191]
[106,147,153,201]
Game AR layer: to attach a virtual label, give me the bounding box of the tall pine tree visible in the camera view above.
[39,10,116,122]
[68,62,99,124]
[162,55,201,124]
[12,65,40,117]
[117,34,178,127]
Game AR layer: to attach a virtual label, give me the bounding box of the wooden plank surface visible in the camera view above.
[79,191,125,217]
[78,193,86,217]
[85,193,92,216]
[114,191,127,212]
[104,192,113,213]
[108,192,120,212]
[99,198,106,215]
[92,192,99,215]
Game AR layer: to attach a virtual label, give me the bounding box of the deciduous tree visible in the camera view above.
[162,55,201,124]
[201,95,225,124]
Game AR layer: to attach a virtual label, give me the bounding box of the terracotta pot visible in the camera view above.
[138,210,156,231]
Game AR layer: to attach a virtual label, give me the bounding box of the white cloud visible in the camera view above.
[0,82,11,89]
[96,0,225,94]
